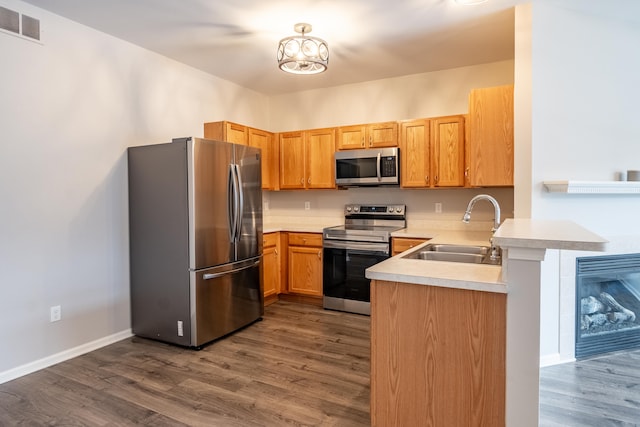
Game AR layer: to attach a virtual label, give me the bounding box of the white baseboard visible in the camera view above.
[540,352,576,368]
[0,329,133,385]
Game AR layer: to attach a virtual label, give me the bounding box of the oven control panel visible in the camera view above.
[344,204,405,216]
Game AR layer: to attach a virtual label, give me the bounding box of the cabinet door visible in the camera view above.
[248,127,276,190]
[468,84,514,186]
[337,125,366,150]
[263,245,279,298]
[306,128,336,189]
[399,120,430,188]
[288,246,323,296]
[432,116,465,187]
[368,122,398,148]
[279,132,306,189]
[263,233,280,299]
[203,121,248,145]
[225,122,249,145]
[391,237,429,256]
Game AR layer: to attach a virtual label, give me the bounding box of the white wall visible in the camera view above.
[269,61,514,131]
[517,0,640,363]
[0,0,269,381]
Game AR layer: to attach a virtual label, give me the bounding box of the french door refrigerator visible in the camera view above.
[128,137,263,348]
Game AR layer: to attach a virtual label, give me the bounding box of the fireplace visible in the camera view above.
[575,253,640,358]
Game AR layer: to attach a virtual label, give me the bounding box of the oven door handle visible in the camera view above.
[323,240,389,254]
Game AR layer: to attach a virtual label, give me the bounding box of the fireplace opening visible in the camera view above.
[575,253,640,358]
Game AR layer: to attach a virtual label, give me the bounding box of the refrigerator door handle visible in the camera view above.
[202,259,260,280]
[234,163,244,243]
[227,164,236,242]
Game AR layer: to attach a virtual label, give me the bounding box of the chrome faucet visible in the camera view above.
[462,194,501,232]
[462,194,502,262]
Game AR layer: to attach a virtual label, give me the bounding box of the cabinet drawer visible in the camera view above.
[263,232,278,248]
[392,237,429,255]
[288,232,322,247]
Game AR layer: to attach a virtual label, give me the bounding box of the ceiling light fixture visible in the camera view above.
[277,23,328,75]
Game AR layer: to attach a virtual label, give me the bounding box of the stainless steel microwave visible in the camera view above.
[335,147,400,187]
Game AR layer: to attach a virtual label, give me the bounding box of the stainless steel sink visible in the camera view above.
[402,243,501,265]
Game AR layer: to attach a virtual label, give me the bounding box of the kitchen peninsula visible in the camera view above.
[366,219,608,427]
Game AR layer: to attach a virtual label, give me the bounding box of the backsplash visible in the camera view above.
[263,187,514,231]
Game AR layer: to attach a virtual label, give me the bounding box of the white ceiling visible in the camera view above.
[21,0,528,96]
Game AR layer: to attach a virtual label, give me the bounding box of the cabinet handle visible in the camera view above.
[369,136,373,147]
[300,178,304,185]
[317,250,322,259]
[303,238,307,244]
[435,175,438,183]
[275,249,278,256]
[425,176,429,184]
[361,137,365,147]
[308,177,311,184]
[465,167,469,177]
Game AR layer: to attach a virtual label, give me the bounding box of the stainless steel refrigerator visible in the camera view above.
[128,136,263,348]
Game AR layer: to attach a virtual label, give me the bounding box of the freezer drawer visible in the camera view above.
[192,257,264,346]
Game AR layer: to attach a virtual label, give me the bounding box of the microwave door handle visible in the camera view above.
[376,152,381,181]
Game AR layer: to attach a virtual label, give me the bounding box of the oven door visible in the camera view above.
[323,240,389,314]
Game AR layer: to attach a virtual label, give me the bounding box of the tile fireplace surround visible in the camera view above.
[555,235,640,363]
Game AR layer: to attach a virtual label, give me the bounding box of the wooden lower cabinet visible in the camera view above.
[391,237,429,256]
[262,232,280,305]
[371,280,506,427]
[286,232,323,297]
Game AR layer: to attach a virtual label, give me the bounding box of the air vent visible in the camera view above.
[0,5,41,43]
[0,6,19,33]
[21,14,39,40]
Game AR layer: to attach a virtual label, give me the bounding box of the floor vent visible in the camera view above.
[0,5,41,42]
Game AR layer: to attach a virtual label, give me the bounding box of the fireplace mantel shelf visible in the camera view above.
[543,180,640,194]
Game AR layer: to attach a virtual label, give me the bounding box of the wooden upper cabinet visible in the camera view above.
[279,128,335,190]
[368,122,398,148]
[467,84,514,187]
[431,115,465,187]
[399,116,465,188]
[204,121,277,190]
[400,119,430,188]
[279,131,306,189]
[337,122,398,150]
[203,121,248,145]
[248,127,277,190]
[336,125,367,150]
[305,128,336,189]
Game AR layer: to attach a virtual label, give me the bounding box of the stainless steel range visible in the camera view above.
[322,204,406,315]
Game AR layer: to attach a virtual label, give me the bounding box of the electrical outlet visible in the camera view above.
[435,203,442,214]
[304,201,310,210]
[50,305,61,322]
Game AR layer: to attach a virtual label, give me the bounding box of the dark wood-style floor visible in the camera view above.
[539,349,640,426]
[0,302,370,426]
[1,301,639,426]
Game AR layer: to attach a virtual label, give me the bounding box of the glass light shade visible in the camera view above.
[277,24,328,74]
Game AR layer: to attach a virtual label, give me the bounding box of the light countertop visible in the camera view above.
[492,219,608,251]
[367,219,608,294]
